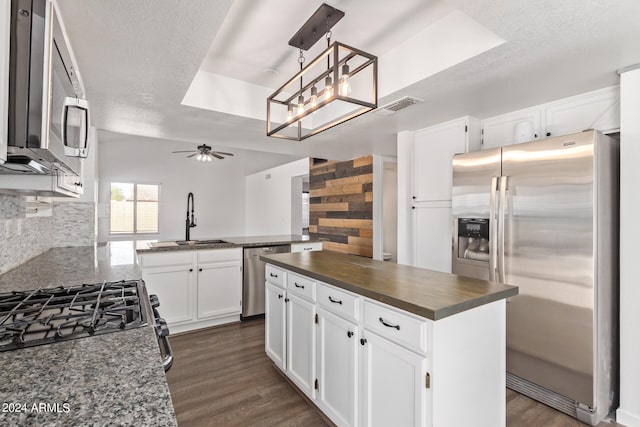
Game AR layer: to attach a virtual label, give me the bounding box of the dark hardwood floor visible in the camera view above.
[166,319,623,427]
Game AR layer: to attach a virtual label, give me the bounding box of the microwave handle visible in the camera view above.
[62,97,90,158]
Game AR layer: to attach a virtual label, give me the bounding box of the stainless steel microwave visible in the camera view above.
[3,0,89,175]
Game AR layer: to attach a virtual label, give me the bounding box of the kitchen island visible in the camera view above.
[0,243,177,427]
[261,250,518,427]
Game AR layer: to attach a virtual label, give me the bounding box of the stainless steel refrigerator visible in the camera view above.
[451,130,618,425]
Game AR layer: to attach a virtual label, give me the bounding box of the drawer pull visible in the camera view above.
[304,247,313,250]
[278,294,283,299]
[294,282,305,289]
[328,296,343,305]
[347,331,353,338]
[379,317,401,330]
[270,273,278,278]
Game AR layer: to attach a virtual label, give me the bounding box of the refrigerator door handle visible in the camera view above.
[498,175,508,283]
[489,176,498,282]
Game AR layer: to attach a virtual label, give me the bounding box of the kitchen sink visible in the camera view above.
[175,239,229,245]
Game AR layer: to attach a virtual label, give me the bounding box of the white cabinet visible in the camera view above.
[317,308,359,427]
[265,281,287,370]
[544,86,620,137]
[413,203,452,273]
[0,0,9,162]
[139,248,242,333]
[286,292,316,399]
[291,241,323,252]
[481,107,544,149]
[142,264,194,325]
[482,86,620,149]
[360,330,427,427]
[399,116,479,270]
[412,116,481,202]
[197,261,242,319]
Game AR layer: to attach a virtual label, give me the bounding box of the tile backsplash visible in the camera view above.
[0,194,96,274]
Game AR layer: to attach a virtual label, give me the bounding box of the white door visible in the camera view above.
[412,118,468,202]
[142,266,194,325]
[360,331,428,427]
[413,203,452,273]
[265,282,286,370]
[286,293,316,399]
[316,308,358,427]
[197,261,242,319]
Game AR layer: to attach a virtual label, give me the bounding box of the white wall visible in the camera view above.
[245,158,308,236]
[383,162,398,262]
[98,133,246,242]
[617,66,640,427]
[397,131,413,265]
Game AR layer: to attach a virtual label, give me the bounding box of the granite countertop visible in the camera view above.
[261,250,518,321]
[137,234,318,253]
[0,243,177,426]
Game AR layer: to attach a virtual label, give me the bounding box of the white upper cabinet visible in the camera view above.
[544,86,620,137]
[481,107,544,149]
[0,1,10,163]
[482,86,620,149]
[412,116,481,202]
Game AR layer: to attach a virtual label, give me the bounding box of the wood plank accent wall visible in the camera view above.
[309,156,373,257]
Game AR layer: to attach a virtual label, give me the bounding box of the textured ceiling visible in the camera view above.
[56,0,640,165]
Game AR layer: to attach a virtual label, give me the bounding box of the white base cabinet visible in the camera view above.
[265,281,286,370]
[139,248,242,333]
[286,293,316,399]
[317,308,359,427]
[265,263,507,427]
[360,330,427,427]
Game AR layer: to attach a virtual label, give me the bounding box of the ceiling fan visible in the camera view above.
[172,144,234,162]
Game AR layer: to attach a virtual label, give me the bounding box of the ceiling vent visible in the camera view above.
[374,96,423,116]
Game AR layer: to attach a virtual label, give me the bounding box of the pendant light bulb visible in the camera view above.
[297,95,305,115]
[196,154,202,162]
[310,86,318,109]
[207,155,212,162]
[287,104,294,121]
[339,63,351,96]
[324,75,334,101]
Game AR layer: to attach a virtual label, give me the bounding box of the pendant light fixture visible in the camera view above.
[266,3,378,141]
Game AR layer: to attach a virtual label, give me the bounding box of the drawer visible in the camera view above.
[197,248,242,263]
[139,251,193,268]
[287,272,316,302]
[265,264,285,288]
[363,300,428,354]
[290,242,323,253]
[317,282,359,323]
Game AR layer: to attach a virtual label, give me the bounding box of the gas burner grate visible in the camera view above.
[0,280,149,352]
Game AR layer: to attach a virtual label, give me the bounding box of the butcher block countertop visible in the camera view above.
[261,250,518,321]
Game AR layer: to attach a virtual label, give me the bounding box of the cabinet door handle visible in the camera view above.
[328,296,343,305]
[379,317,401,330]
[270,273,278,278]
[294,282,304,289]
[189,268,193,272]
[360,338,367,346]
[199,268,203,272]
[278,294,283,299]
[304,247,313,251]
[347,331,353,338]
[285,298,290,303]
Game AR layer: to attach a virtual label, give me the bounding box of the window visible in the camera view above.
[110,182,159,234]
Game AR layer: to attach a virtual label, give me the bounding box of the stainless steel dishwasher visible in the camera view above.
[242,245,291,319]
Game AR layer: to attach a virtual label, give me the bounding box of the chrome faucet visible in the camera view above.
[186,192,196,241]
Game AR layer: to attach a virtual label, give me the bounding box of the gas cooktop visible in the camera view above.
[0,280,152,352]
